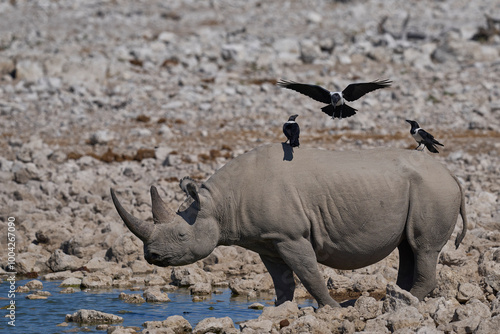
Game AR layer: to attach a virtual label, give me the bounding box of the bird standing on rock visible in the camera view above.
[406,120,444,153]
[283,114,300,148]
[277,79,392,119]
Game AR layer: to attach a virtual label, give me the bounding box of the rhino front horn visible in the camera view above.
[110,188,153,241]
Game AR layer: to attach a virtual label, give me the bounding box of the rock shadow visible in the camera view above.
[282,143,294,161]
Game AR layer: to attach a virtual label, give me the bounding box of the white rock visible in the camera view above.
[65,309,123,324]
[60,277,82,288]
[306,12,322,24]
[143,287,170,302]
[16,60,44,82]
[89,130,114,145]
[158,31,177,43]
[192,317,237,334]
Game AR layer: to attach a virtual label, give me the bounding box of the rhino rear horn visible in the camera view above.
[151,186,176,223]
[110,188,153,241]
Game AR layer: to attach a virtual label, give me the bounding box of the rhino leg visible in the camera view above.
[409,250,440,300]
[260,255,295,306]
[274,239,340,308]
[396,239,415,291]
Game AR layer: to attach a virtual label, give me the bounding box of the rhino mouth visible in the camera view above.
[145,251,190,267]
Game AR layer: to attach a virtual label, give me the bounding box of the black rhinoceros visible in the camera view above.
[111,143,467,308]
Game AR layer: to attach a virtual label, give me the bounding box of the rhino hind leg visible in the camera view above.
[274,239,340,308]
[260,255,295,306]
[409,250,440,300]
[397,238,440,300]
[396,239,415,291]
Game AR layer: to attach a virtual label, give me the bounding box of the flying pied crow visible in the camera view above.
[283,114,300,148]
[277,79,392,119]
[406,120,444,153]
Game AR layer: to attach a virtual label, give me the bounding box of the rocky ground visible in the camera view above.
[1,0,500,333]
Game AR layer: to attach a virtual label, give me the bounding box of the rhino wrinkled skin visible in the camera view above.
[111,143,467,308]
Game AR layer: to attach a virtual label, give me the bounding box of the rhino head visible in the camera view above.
[110,178,219,267]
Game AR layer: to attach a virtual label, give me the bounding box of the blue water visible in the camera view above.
[0,279,316,333]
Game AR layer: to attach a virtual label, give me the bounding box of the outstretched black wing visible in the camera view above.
[342,79,392,102]
[277,79,332,104]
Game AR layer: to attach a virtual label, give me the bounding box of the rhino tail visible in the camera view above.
[453,176,468,249]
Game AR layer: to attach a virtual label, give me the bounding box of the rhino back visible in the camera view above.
[204,144,458,268]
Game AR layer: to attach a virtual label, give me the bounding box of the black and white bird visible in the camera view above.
[283,114,300,148]
[406,120,444,153]
[277,79,392,119]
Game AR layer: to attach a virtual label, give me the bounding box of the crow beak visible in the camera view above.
[331,95,340,105]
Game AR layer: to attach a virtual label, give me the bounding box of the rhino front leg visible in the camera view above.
[274,239,340,308]
[260,255,295,306]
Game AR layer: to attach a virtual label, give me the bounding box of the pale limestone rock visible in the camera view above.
[119,292,145,303]
[190,282,212,295]
[143,287,170,303]
[259,301,300,321]
[355,295,383,320]
[192,316,237,334]
[81,274,112,289]
[383,284,420,313]
[25,279,43,290]
[65,309,123,324]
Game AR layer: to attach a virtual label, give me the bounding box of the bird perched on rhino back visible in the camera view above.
[277,78,392,119]
[283,114,300,148]
[406,120,444,153]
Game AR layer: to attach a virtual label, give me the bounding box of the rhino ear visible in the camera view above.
[179,176,200,205]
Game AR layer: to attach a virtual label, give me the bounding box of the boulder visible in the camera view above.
[475,315,500,334]
[161,315,192,333]
[25,279,43,290]
[280,314,335,334]
[16,251,50,275]
[383,284,420,312]
[143,287,171,303]
[456,282,485,303]
[105,235,142,263]
[60,287,75,294]
[355,295,383,320]
[240,319,273,334]
[144,274,165,286]
[26,294,48,300]
[65,309,123,324]
[429,297,458,328]
[192,317,237,334]
[479,247,500,293]
[385,306,423,332]
[119,292,145,303]
[16,59,44,82]
[60,277,82,288]
[259,301,300,321]
[171,266,211,286]
[47,250,84,272]
[190,282,212,295]
[81,274,112,289]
